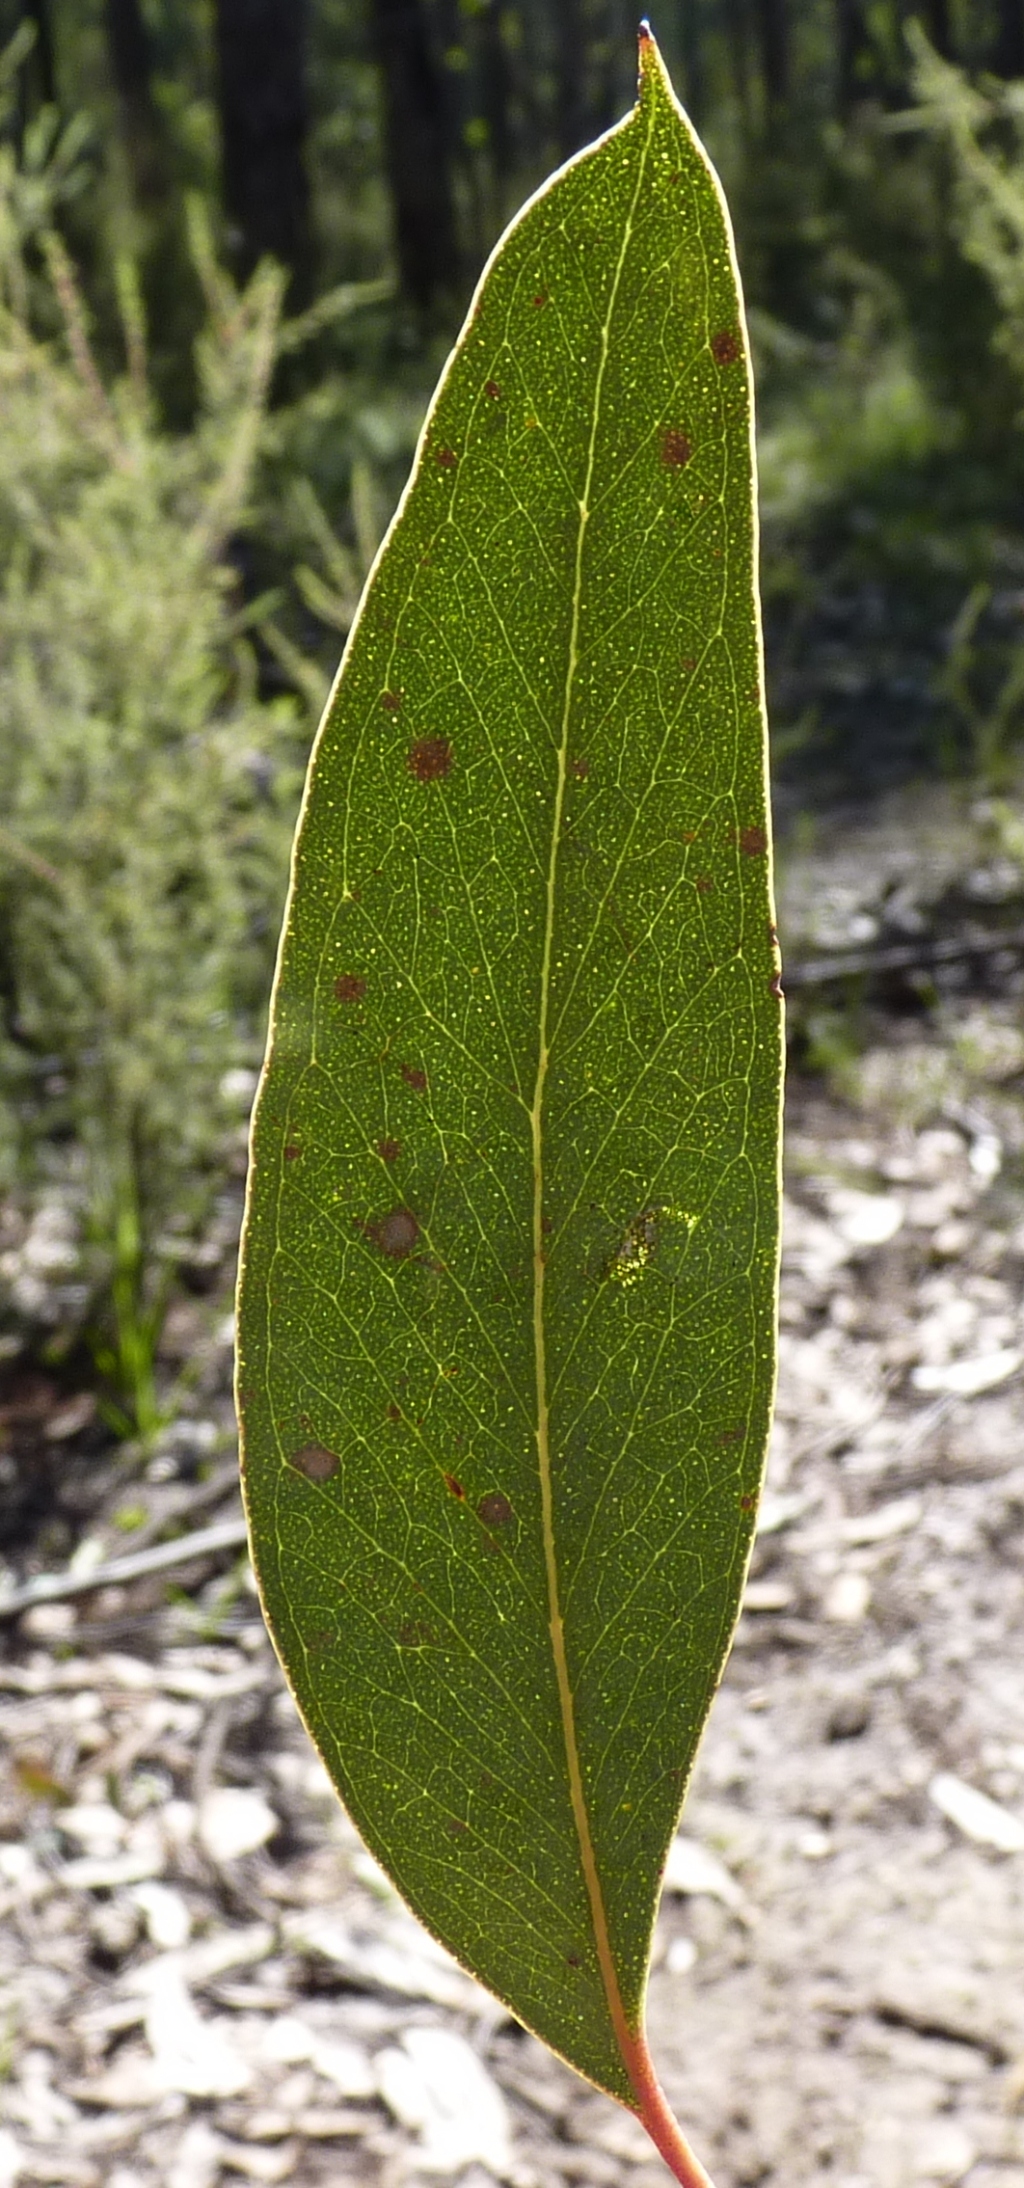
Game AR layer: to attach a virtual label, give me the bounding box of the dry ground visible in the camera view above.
[1,785,1023,2188]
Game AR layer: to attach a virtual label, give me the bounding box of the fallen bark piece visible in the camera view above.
[929,1772,1024,1853]
[198,1787,278,1862]
[375,2027,514,2178]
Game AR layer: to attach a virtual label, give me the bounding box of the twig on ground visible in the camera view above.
[0,1515,249,1619]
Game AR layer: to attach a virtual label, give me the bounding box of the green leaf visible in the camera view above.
[238,29,782,2180]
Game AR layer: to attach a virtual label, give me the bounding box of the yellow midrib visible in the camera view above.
[528,110,652,2084]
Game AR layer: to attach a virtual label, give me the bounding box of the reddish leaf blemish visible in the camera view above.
[377,1137,401,1163]
[284,1142,301,1161]
[661,426,692,469]
[681,655,696,672]
[408,736,452,782]
[739,1493,756,1511]
[532,292,548,309]
[695,874,713,894]
[402,1063,427,1092]
[566,1952,582,1968]
[436,445,457,469]
[381,689,403,713]
[478,1490,513,1528]
[444,1474,465,1500]
[397,1617,436,1647]
[387,1402,402,1422]
[739,824,767,857]
[572,757,589,780]
[288,1443,339,1483]
[365,1206,420,1260]
[711,327,742,364]
[334,973,366,1003]
[484,379,501,399]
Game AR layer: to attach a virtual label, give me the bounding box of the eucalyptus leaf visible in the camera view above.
[238,29,782,2182]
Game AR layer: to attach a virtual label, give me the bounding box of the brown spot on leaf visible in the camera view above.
[770,972,785,1000]
[484,379,501,399]
[387,1402,402,1422]
[739,824,767,857]
[718,1426,744,1446]
[681,655,696,672]
[447,1816,469,1835]
[377,1137,401,1163]
[288,1443,339,1484]
[444,1474,465,1499]
[284,1142,301,1161]
[408,736,452,783]
[572,756,589,780]
[365,1207,420,1260]
[334,973,366,1003]
[381,690,402,714]
[566,1952,582,1968]
[695,874,713,894]
[436,445,457,469]
[661,426,692,469]
[532,292,547,309]
[396,1618,436,1647]
[478,1490,513,1528]
[401,1063,427,1093]
[740,1493,756,1511]
[711,327,742,365]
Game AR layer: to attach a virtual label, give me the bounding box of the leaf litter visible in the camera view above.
[1,788,1024,2184]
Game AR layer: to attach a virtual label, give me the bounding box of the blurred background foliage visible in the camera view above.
[3,0,1024,1427]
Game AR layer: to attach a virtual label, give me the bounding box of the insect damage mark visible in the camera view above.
[770,972,784,1000]
[478,1490,513,1527]
[287,1442,340,1483]
[363,1207,420,1260]
[711,327,742,365]
[334,973,366,1003]
[661,426,692,469]
[605,1208,660,1287]
[407,736,452,783]
[377,1137,401,1163]
[476,1489,516,1551]
[401,1063,427,1092]
[604,1204,696,1288]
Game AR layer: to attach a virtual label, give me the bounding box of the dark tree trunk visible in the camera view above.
[105,0,168,207]
[554,0,586,158]
[921,0,953,56]
[214,0,312,298]
[993,0,1024,76]
[24,0,54,102]
[753,0,789,114]
[836,0,872,111]
[479,0,513,180]
[372,0,461,314]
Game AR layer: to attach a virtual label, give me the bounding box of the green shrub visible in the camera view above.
[0,165,310,1433]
